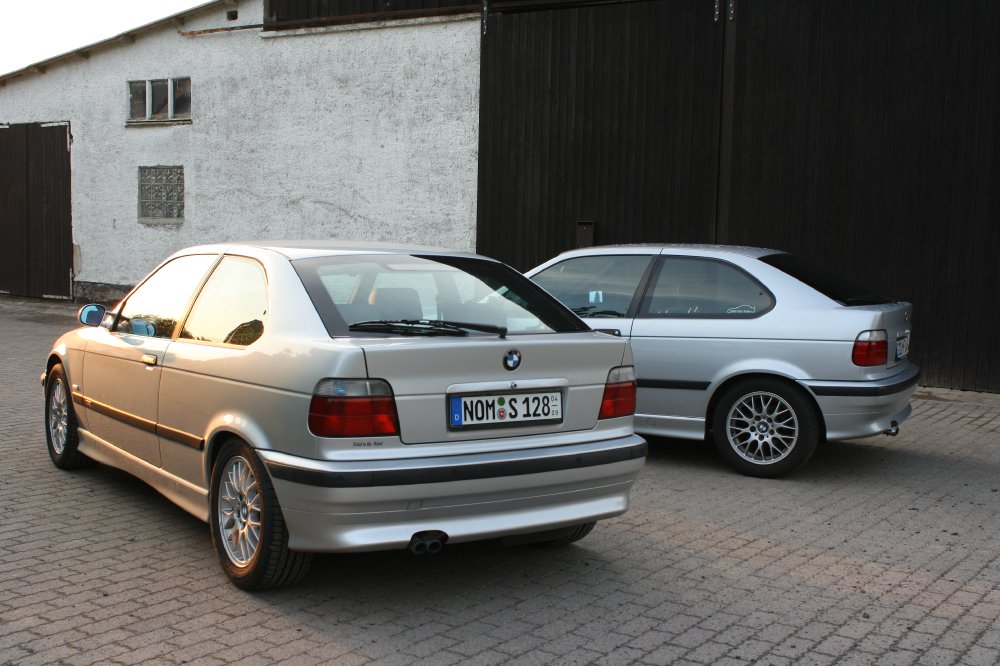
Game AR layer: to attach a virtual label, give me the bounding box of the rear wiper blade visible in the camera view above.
[347,320,468,336]
[349,319,508,338]
[420,319,507,339]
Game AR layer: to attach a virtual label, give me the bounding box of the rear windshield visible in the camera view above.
[760,253,897,306]
[293,253,589,337]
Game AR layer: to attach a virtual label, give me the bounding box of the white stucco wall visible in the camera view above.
[0,0,481,287]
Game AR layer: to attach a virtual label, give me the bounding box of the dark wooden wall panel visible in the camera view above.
[0,124,29,296]
[0,123,72,299]
[27,125,73,299]
[477,0,725,271]
[265,0,474,28]
[719,0,1000,391]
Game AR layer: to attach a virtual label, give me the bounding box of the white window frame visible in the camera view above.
[127,78,191,125]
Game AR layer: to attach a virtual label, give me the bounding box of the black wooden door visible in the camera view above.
[477,0,726,271]
[0,123,73,299]
[718,0,1000,391]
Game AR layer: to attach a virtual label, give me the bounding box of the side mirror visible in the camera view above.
[78,304,107,327]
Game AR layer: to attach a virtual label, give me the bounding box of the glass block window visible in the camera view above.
[139,166,185,221]
[128,78,192,122]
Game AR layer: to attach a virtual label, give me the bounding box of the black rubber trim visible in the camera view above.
[637,379,711,391]
[809,372,920,397]
[72,392,205,450]
[265,441,648,488]
[73,392,156,434]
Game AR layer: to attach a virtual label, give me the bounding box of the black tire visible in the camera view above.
[711,378,819,478]
[45,363,89,470]
[209,439,312,590]
[540,521,597,546]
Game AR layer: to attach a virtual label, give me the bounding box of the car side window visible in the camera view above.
[640,257,774,318]
[179,256,268,346]
[115,254,218,338]
[531,255,653,318]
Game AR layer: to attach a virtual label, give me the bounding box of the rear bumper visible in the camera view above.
[800,364,920,440]
[260,435,647,552]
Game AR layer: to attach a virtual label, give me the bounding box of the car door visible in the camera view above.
[529,251,658,339]
[157,255,269,488]
[629,255,775,437]
[79,254,218,466]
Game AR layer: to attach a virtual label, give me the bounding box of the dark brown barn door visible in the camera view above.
[717,0,1000,391]
[477,0,726,271]
[0,122,72,299]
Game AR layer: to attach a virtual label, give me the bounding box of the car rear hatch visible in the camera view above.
[359,333,627,444]
[851,301,913,370]
[758,252,914,372]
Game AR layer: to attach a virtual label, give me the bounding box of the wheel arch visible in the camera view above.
[705,372,826,441]
[203,416,278,484]
[44,352,68,389]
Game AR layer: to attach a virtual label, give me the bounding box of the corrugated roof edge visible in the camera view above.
[0,1,226,85]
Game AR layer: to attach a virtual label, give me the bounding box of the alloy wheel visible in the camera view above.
[726,391,799,464]
[48,378,69,455]
[217,456,263,567]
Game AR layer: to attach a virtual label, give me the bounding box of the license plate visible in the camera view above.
[449,391,562,429]
[896,332,911,360]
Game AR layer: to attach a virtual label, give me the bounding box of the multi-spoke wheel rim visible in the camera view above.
[217,456,262,567]
[726,391,799,465]
[48,379,69,454]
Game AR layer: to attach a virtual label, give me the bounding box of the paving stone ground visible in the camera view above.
[1,295,999,665]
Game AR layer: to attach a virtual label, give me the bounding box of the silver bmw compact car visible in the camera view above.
[42,241,645,589]
[528,245,919,478]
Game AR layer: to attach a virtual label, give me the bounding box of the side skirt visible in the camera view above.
[78,428,210,522]
[634,413,707,440]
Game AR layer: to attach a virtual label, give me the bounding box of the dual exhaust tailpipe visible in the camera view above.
[408,531,448,556]
[884,420,900,437]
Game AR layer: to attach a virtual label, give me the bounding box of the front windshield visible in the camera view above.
[293,253,588,337]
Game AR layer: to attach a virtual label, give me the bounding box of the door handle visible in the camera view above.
[141,354,158,366]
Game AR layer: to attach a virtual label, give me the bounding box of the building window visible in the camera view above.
[139,166,184,223]
[128,78,191,123]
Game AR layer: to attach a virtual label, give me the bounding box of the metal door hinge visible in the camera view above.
[728,0,736,21]
[714,0,720,22]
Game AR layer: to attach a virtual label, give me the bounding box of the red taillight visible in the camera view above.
[852,330,888,366]
[308,379,399,437]
[599,366,637,419]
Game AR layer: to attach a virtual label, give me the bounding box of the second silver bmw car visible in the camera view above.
[528,245,919,478]
[42,241,645,589]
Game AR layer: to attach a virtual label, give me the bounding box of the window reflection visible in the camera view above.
[644,258,772,317]
[532,255,652,318]
[150,79,169,120]
[116,255,218,339]
[180,257,267,346]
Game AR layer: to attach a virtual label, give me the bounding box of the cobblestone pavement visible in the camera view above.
[2,295,999,665]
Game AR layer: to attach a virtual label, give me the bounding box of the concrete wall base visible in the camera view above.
[74,281,131,305]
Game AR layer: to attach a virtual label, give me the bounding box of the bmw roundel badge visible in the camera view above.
[503,349,522,371]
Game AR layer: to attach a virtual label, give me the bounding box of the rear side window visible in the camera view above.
[760,253,896,305]
[115,254,218,338]
[640,257,773,318]
[293,254,588,336]
[179,256,268,346]
[531,255,653,318]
